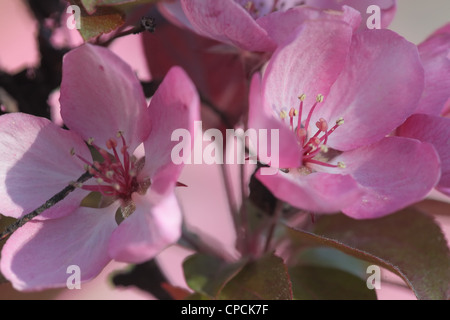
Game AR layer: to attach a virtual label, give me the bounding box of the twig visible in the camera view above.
[97,16,156,47]
[0,171,92,241]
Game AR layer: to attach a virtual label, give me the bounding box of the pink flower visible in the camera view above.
[397,23,450,196]
[0,44,199,291]
[248,20,441,219]
[158,0,396,51]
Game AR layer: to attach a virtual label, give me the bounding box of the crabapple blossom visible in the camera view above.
[248,20,440,218]
[0,44,199,291]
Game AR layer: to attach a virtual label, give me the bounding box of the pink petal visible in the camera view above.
[158,0,195,30]
[257,6,361,46]
[304,0,397,29]
[0,206,117,291]
[248,73,302,169]
[60,44,150,152]
[415,23,450,115]
[443,99,450,118]
[332,136,441,219]
[0,113,90,219]
[262,20,353,121]
[108,193,182,264]
[256,170,362,213]
[141,18,248,130]
[180,0,276,52]
[397,114,450,196]
[314,29,425,151]
[141,66,200,196]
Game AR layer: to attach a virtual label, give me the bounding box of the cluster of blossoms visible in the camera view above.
[0,0,448,292]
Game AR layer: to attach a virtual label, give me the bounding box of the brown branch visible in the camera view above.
[0,171,92,241]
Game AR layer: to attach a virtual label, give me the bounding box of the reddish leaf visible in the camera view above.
[287,207,450,300]
[70,0,125,41]
[218,253,293,300]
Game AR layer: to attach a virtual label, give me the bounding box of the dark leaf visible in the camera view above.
[218,253,293,300]
[183,254,245,299]
[287,207,450,300]
[290,265,377,300]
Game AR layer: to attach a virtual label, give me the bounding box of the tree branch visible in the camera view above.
[0,171,92,241]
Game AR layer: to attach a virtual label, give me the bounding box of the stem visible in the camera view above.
[263,200,284,253]
[96,16,156,47]
[0,171,92,241]
[239,162,249,254]
[220,164,241,245]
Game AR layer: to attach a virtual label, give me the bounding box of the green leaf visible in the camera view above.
[182,254,246,299]
[81,0,133,14]
[70,0,125,41]
[80,0,159,14]
[290,266,377,300]
[296,247,371,280]
[218,253,293,300]
[287,207,450,300]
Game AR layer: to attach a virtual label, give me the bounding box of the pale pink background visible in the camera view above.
[0,0,448,300]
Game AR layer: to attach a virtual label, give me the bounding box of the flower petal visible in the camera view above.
[303,0,397,29]
[0,206,117,291]
[397,114,450,196]
[248,73,302,168]
[314,29,425,151]
[262,19,353,121]
[0,113,90,219]
[108,193,182,264]
[141,66,200,196]
[332,136,441,219]
[256,5,361,46]
[158,0,195,30]
[180,0,276,52]
[415,23,450,115]
[60,44,150,151]
[256,170,362,214]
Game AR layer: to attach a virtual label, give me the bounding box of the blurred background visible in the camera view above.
[0,0,448,300]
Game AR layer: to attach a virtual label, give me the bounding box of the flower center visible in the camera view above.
[279,94,345,170]
[74,132,149,204]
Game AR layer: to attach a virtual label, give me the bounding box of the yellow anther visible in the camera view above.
[280,110,288,119]
[337,162,346,169]
[97,178,104,184]
[106,171,114,179]
[320,145,329,153]
[316,94,324,103]
[70,148,75,156]
[87,137,94,145]
[289,107,298,117]
[117,131,124,138]
[298,94,306,101]
[336,117,344,126]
